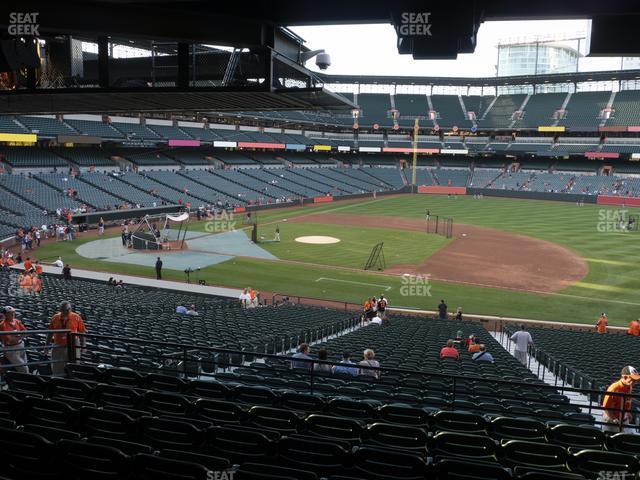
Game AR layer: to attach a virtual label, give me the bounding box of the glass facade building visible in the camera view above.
[497,42,580,77]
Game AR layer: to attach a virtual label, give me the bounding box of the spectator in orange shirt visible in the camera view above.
[31,273,42,294]
[19,273,32,294]
[44,301,87,377]
[23,257,32,272]
[602,366,640,432]
[34,260,43,275]
[628,319,640,337]
[0,306,28,373]
[440,340,459,360]
[596,313,608,334]
[468,337,481,354]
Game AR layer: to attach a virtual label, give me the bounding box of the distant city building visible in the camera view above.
[497,37,581,77]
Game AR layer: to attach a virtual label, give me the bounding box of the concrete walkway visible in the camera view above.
[13,263,242,299]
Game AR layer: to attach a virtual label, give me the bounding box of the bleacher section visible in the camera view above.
[212,151,258,166]
[479,95,526,129]
[609,90,640,126]
[394,94,429,127]
[559,92,611,130]
[462,96,493,123]
[0,174,82,213]
[469,169,501,188]
[117,172,203,206]
[492,171,534,191]
[242,151,284,165]
[409,168,437,186]
[147,124,192,140]
[76,172,163,206]
[36,173,126,210]
[512,326,640,392]
[166,149,211,166]
[0,117,28,134]
[182,169,260,204]
[431,95,466,128]
[289,168,362,194]
[569,174,619,196]
[18,116,76,136]
[357,93,392,127]
[515,93,567,128]
[117,149,177,166]
[364,166,405,188]
[0,186,54,236]
[2,269,631,479]
[210,169,295,201]
[250,168,327,198]
[0,147,67,169]
[433,168,470,187]
[1,89,640,146]
[525,172,572,193]
[65,119,125,139]
[55,148,117,168]
[111,122,161,140]
[180,126,220,142]
[146,170,243,206]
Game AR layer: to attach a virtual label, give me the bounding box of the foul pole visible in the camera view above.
[411,118,419,192]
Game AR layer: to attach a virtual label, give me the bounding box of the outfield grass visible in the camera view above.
[33,194,640,325]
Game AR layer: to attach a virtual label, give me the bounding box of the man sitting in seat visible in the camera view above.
[472,344,494,363]
[332,352,358,375]
[440,340,459,360]
[291,343,312,371]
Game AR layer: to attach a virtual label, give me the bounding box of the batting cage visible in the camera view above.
[426,215,454,239]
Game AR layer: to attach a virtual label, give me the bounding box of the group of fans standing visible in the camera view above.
[363,294,388,325]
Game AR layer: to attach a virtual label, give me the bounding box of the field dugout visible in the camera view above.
[426,215,453,239]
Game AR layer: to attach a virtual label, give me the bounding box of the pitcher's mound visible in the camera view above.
[295,236,341,245]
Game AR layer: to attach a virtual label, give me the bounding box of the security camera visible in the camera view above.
[315,52,331,70]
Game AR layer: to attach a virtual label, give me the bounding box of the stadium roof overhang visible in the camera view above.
[1,1,639,114]
[4,0,640,59]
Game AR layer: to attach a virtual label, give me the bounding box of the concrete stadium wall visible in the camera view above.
[389,307,628,335]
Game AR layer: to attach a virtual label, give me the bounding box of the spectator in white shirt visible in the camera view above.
[239,289,251,308]
[510,324,533,365]
[186,304,199,316]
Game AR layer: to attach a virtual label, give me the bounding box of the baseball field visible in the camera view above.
[34,194,640,325]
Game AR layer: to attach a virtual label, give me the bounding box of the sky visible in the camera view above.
[291,19,634,78]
